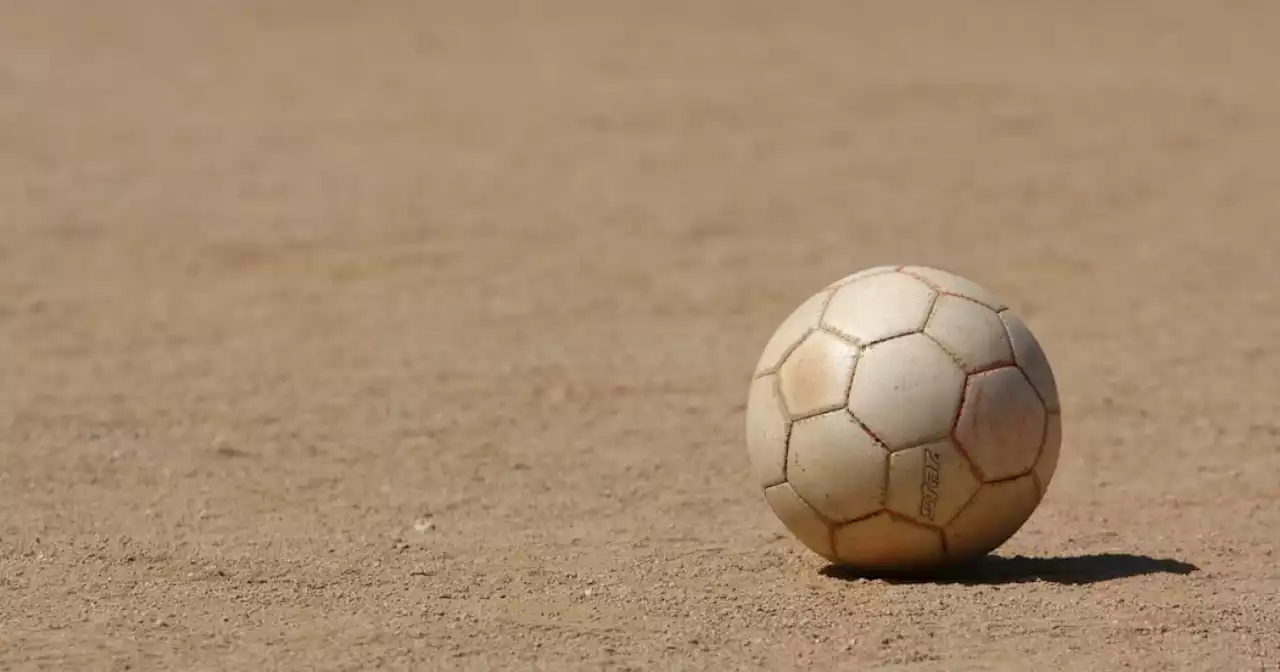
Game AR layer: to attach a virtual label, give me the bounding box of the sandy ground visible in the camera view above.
[2,1,1279,670]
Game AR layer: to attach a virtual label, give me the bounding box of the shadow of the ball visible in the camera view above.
[820,552,1199,586]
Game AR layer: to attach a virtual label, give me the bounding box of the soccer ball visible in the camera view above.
[745,265,1061,572]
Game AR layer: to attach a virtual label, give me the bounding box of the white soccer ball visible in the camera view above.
[746,265,1061,572]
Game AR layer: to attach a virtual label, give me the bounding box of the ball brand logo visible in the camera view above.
[919,447,942,521]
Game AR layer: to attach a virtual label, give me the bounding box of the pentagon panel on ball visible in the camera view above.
[786,410,886,524]
[777,330,859,419]
[848,333,966,451]
[745,265,1062,573]
[955,366,1047,482]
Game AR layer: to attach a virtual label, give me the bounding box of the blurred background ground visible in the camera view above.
[1,1,1278,669]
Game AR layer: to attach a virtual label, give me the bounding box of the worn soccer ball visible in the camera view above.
[746,265,1061,572]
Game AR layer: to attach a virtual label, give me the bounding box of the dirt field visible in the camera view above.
[2,1,1278,670]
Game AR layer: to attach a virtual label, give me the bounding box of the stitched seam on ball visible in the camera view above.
[950,372,989,484]
[883,507,943,534]
[920,329,966,372]
[1039,407,1059,478]
[833,508,884,528]
[922,289,943,333]
[774,375,793,483]
[758,287,841,379]
[813,287,839,328]
[901,269,1003,312]
[773,483,839,560]
[881,448,891,512]
[791,488,837,526]
[1029,470,1046,499]
[1029,402,1053,475]
[861,328,920,349]
[842,352,860,415]
[944,291,1004,312]
[944,486,985,544]
[753,326,816,380]
[996,309,1056,412]
[902,427,958,452]
[897,269,939,295]
[988,469,1035,484]
[967,361,1017,377]
[1005,365,1051,480]
[845,408,891,453]
[788,403,851,423]
[899,268,942,291]
[1032,409,1061,484]
[817,324,862,348]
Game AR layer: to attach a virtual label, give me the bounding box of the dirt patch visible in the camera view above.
[2,1,1278,669]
